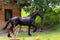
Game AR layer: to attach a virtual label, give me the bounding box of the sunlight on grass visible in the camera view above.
[0,32,60,40]
[0,37,9,40]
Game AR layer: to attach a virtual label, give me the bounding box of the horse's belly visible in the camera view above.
[20,20,30,25]
[21,21,29,24]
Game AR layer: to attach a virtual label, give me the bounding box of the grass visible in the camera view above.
[17,32,60,40]
[0,24,60,40]
[0,32,60,40]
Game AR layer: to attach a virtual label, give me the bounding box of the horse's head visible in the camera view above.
[36,9,43,17]
[28,9,43,18]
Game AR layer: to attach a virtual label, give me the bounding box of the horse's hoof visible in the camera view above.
[8,35,11,38]
[8,34,11,38]
[28,34,32,36]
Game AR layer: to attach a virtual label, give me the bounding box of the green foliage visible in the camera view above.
[3,0,13,4]
[35,16,41,26]
[44,7,60,28]
[23,0,60,12]
[44,14,57,26]
[3,0,60,11]
[53,23,60,31]
[21,9,30,17]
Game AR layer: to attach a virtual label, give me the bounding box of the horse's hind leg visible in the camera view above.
[31,24,37,32]
[7,26,14,38]
[7,30,11,37]
[7,22,15,37]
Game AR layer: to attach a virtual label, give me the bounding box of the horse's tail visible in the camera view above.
[2,19,11,30]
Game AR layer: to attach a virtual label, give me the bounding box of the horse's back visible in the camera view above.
[11,17,19,20]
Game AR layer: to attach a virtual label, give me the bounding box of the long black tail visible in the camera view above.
[2,19,11,30]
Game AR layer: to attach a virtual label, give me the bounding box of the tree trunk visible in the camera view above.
[19,8,22,32]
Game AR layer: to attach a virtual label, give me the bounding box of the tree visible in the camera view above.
[3,0,60,31]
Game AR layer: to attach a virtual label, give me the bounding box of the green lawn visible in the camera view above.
[0,32,60,40]
[0,24,60,40]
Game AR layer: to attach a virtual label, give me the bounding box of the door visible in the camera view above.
[5,9,12,21]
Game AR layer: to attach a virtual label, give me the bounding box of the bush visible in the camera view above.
[44,13,59,28]
[35,16,41,27]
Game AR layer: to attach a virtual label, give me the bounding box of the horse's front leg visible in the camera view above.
[31,24,37,32]
[28,25,31,36]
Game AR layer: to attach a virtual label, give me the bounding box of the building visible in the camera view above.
[0,0,30,30]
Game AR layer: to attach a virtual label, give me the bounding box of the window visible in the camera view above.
[5,9,12,21]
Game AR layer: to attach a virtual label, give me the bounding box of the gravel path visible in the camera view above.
[0,30,32,37]
[0,31,8,37]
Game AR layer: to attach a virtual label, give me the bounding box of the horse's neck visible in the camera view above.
[31,13,37,18]
[28,11,38,20]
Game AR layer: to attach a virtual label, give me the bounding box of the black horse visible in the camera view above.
[2,9,43,37]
